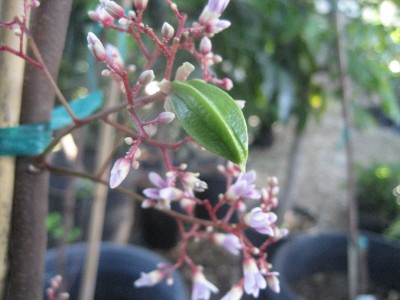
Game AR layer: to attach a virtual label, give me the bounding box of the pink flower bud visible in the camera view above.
[138,69,155,85]
[104,1,125,19]
[109,157,131,188]
[31,0,40,8]
[220,77,233,90]
[134,0,148,11]
[266,272,280,293]
[87,32,107,61]
[175,62,195,81]
[199,36,212,54]
[158,112,175,125]
[161,22,175,40]
[88,10,100,21]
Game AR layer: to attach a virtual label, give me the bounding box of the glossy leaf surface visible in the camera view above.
[166,79,248,170]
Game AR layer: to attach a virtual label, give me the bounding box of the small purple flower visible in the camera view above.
[134,270,164,287]
[198,0,231,35]
[212,233,242,255]
[199,0,230,22]
[208,0,230,15]
[142,172,183,209]
[109,157,131,188]
[191,269,219,300]
[243,258,267,298]
[226,170,261,201]
[243,207,277,235]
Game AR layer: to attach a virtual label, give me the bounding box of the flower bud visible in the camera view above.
[128,10,137,19]
[138,69,155,85]
[109,157,131,188]
[199,36,212,54]
[158,112,175,125]
[235,100,245,109]
[161,22,175,40]
[175,62,195,81]
[104,1,125,19]
[105,44,124,70]
[87,32,107,61]
[31,0,40,8]
[134,0,148,11]
[220,77,233,90]
[88,10,99,21]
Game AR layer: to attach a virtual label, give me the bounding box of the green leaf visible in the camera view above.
[166,79,248,171]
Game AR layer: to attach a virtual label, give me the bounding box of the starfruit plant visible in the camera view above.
[88,0,288,299]
[0,0,288,299]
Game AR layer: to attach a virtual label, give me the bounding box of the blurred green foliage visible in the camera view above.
[47,212,82,243]
[356,163,400,218]
[61,0,400,143]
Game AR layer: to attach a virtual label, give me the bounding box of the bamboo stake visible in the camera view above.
[78,80,120,300]
[334,5,361,299]
[0,0,25,297]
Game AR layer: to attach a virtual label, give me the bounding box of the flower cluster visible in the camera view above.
[135,162,287,299]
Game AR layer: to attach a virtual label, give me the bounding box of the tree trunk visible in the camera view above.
[6,1,72,299]
[0,0,25,297]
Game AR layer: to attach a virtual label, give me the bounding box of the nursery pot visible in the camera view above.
[263,231,400,300]
[44,243,188,300]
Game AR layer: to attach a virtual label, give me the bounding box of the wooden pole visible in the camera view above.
[78,80,120,300]
[334,5,360,299]
[0,0,25,297]
[6,1,72,299]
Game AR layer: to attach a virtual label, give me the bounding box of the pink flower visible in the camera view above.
[226,170,261,201]
[142,172,183,209]
[212,233,242,255]
[109,157,131,188]
[243,258,267,298]
[221,283,243,300]
[199,0,230,23]
[134,270,164,287]
[191,269,219,300]
[243,207,277,235]
[199,0,231,35]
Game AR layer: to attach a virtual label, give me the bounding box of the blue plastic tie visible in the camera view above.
[0,91,103,156]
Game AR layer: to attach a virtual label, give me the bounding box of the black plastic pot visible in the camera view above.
[44,243,188,300]
[263,232,400,300]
